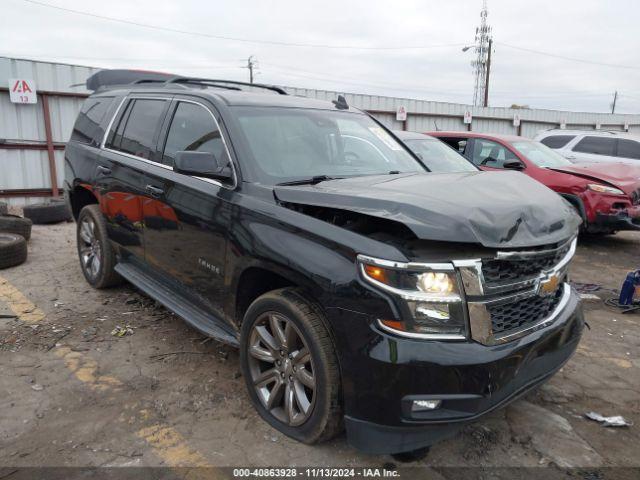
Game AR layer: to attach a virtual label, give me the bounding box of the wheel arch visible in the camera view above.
[559,193,587,224]
[69,184,100,220]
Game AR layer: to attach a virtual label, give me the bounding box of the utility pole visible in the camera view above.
[247,56,256,84]
[484,38,492,107]
[611,90,618,114]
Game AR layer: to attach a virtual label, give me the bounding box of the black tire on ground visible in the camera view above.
[0,215,33,241]
[0,233,28,269]
[0,202,7,215]
[23,201,71,224]
[77,204,122,288]
[240,288,343,445]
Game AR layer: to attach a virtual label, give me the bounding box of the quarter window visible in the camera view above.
[163,102,227,167]
[107,99,167,160]
[572,136,616,156]
[616,139,640,160]
[70,96,114,145]
[539,135,575,149]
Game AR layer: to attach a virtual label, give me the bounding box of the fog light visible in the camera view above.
[412,399,442,411]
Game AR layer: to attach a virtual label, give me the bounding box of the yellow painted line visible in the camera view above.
[3,274,216,470]
[136,425,211,468]
[0,275,45,323]
[53,346,123,391]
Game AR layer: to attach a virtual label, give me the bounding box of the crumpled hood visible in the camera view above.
[549,162,640,196]
[274,171,581,248]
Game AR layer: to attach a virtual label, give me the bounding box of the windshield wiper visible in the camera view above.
[277,175,343,186]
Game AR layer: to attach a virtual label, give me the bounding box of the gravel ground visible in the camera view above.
[0,221,638,476]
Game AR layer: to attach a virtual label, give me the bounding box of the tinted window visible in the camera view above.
[539,135,575,149]
[163,102,227,167]
[70,96,113,145]
[573,136,616,156]
[617,139,640,160]
[109,99,167,160]
[471,139,518,168]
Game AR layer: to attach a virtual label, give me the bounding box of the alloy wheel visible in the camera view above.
[247,312,316,426]
[79,217,102,279]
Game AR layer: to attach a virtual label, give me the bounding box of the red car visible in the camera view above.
[429,132,640,234]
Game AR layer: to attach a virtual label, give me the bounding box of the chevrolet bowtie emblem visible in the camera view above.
[539,274,560,296]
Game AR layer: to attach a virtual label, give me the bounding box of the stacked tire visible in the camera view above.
[0,199,72,269]
[0,233,28,269]
[0,202,30,269]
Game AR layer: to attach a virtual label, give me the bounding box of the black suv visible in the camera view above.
[65,70,584,455]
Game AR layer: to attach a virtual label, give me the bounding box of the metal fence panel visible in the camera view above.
[2,58,640,206]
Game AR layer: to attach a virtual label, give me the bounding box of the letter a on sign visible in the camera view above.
[9,78,37,104]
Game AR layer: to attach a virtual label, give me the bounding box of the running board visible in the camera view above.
[115,262,239,347]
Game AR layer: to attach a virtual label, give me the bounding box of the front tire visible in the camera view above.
[77,205,122,288]
[240,288,342,444]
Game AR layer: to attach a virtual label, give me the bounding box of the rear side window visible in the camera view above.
[471,139,518,168]
[573,136,616,156]
[162,102,227,167]
[617,139,640,160]
[539,135,575,149]
[70,96,114,146]
[107,99,167,160]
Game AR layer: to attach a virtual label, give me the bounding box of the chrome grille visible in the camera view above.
[488,286,564,335]
[457,236,577,346]
[482,242,572,285]
[632,189,640,206]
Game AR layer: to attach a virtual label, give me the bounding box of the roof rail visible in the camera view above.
[166,77,288,95]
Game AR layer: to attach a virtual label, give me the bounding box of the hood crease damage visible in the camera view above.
[275,171,581,249]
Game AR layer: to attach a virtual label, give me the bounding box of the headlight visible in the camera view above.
[587,183,625,195]
[358,255,467,339]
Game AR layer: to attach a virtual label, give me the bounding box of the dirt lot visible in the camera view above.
[0,221,639,475]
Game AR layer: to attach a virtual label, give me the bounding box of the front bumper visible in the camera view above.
[328,286,584,454]
[594,208,640,231]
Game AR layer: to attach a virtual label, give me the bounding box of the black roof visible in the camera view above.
[86,69,359,112]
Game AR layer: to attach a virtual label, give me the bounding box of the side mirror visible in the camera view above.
[173,151,232,180]
[503,160,525,170]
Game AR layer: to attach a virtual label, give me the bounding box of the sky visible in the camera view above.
[2,0,640,113]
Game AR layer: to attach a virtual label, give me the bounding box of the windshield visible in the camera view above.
[403,138,477,173]
[511,140,573,168]
[232,107,425,184]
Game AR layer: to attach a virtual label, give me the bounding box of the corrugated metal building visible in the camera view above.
[2,57,640,206]
[0,57,98,206]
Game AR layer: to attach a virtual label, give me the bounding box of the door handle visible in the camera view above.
[146,185,164,197]
[97,165,111,175]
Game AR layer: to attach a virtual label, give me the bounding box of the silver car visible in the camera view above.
[534,129,640,165]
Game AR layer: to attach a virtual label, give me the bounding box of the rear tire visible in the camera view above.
[0,233,28,269]
[77,205,122,288]
[23,201,71,224]
[240,288,343,444]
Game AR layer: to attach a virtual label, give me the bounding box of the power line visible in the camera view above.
[18,0,640,71]
[18,0,465,51]
[497,42,640,70]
